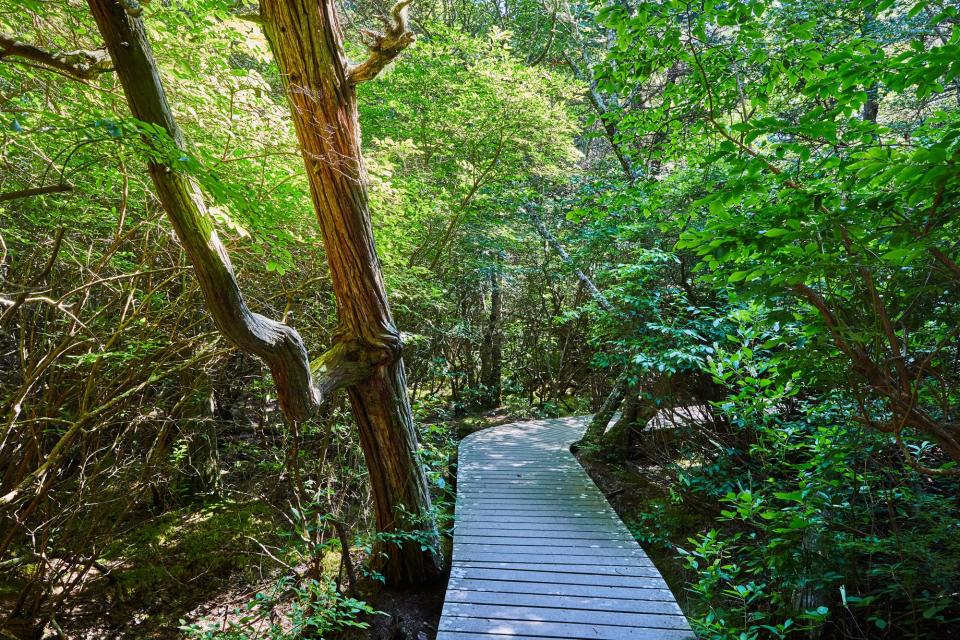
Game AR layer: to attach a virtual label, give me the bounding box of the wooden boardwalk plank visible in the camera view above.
[452,561,661,577]
[444,589,684,615]
[446,577,677,601]
[438,416,694,639]
[438,616,694,640]
[441,603,691,629]
[451,552,656,566]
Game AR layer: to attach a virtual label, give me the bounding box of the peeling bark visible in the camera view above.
[257,0,442,583]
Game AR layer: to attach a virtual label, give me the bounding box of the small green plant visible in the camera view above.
[180,576,381,639]
[627,502,674,550]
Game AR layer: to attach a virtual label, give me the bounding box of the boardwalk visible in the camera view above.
[437,416,694,640]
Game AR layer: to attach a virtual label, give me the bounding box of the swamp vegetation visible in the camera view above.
[1,0,959,638]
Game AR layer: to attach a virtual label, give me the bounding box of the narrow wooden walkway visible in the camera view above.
[438,416,694,640]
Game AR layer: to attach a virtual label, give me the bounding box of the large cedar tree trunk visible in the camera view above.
[88,0,440,584]
[258,0,441,584]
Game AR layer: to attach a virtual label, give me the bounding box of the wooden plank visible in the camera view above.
[457,492,598,499]
[441,602,691,629]
[453,522,624,534]
[458,470,583,475]
[453,535,638,549]
[453,507,613,517]
[449,567,669,589]
[459,478,596,486]
[451,561,661,577]
[439,416,692,639]
[456,499,610,509]
[451,551,655,566]
[457,496,610,506]
[436,634,575,640]
[453,544,646,558]
[456,481,597,490]
[446,577,678,601]
[456,504,611,512]
[438,616,695,640]
[444,589,683,615]
[453,529,636,543]
[453,517,623,528]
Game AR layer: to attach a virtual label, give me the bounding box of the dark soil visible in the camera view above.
[355,581,447,640]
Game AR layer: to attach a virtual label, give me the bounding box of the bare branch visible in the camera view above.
[346,0,416,85]
[0,33,111,80]
[0,228,64,329]
[0,183,73,202]
[526,204,615,313]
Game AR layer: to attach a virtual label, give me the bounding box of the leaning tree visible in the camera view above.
[80,0,440,584]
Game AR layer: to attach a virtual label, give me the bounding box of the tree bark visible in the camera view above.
[257,0,441,583]
[87,0,321,422]
[0,33,111,80]
[180,375,222,498]
[580,370,628,446]
[585,86,636,182]
[860,4,880,124]
[600,385,661,458]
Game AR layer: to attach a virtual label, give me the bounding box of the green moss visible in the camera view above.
[102,500,274,598]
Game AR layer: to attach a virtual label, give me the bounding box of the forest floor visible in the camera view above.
[12,411,531,640]
[24,502,450,640]
[18,413,685,640]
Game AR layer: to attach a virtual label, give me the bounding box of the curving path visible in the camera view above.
[437,416,694,640]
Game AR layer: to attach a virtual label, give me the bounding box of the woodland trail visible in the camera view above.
[437,416,694,639]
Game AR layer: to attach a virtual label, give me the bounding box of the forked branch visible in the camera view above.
[346,0,416,84]
[86,0,379,422]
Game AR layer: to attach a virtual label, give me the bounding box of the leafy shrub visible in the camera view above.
[180,577,380,640]
[673,310,960,639]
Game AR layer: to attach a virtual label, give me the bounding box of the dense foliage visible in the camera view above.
[1,0,958,638]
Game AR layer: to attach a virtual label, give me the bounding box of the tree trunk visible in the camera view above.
[586,88,636,182]
[88,0,440,584]
[257,0,441,584]
[479,259,503,409]
[861,3,880,124]
[182,386,222,498]
[601,390,658,459]
[86,0,319,422]
[580,370,628,446]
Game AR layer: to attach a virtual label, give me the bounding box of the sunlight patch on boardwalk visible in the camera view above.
[437,416,695,640]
